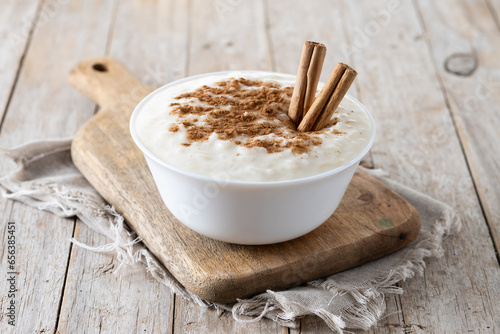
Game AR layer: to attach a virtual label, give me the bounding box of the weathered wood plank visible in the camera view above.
[415,0,500,265]
[485,0,500,29]
[0,0,40,122]
[0,0,115,147]
[340,0,500,332]
[187,0,272,75]
[57,0,187,332]
[108,0,189,86]
[56,222,175,334]
[0,202,75,333]
[0,0,115,332]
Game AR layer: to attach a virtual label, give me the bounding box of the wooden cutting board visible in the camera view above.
[69,57,421,304]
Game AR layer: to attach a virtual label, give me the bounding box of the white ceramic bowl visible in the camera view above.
[130,71,376,245]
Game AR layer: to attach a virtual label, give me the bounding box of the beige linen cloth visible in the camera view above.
[0,138,461,333]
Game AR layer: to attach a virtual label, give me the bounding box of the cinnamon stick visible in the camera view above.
[288,41,326,124]
[303,44,327,114]
[312,66,357,131]
[297,63,347,131]
[297,63,357,132]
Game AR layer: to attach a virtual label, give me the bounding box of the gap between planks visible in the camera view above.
[54,218,77,333]
[51,0,123,331]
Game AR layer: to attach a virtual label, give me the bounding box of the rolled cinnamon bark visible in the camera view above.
[312,66,357,131]
[303,45,326,114]
[288,41,326,125]
[297,63,348,132]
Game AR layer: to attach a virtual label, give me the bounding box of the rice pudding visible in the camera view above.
[133,71,372,182]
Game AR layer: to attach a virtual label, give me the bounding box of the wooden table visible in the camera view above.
[1,0,499,333]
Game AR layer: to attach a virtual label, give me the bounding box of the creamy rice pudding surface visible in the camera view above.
[134,72,372,182]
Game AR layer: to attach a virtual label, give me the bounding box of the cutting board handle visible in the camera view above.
[68,57,153,110]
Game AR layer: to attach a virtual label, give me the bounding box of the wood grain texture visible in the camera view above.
[56,222,175,334]
[108,0,189,87]
[0,0,115,333]
[341,0,500,332]
[1,0,498,332]
[57,1,187,332]
[69,56,420,304]
[0,0,116,147]
[0,202,75,334]
[487,0,500,27]
[415,0,500,267]
[188,0,272,74]
[0,0,40,122]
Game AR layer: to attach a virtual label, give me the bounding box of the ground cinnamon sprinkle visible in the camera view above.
[168,124,180,132]
[168,77,337,154]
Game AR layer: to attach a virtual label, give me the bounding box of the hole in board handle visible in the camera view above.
[92,63,108,72]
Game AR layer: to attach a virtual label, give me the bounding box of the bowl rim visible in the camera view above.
[130,70,376,186]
